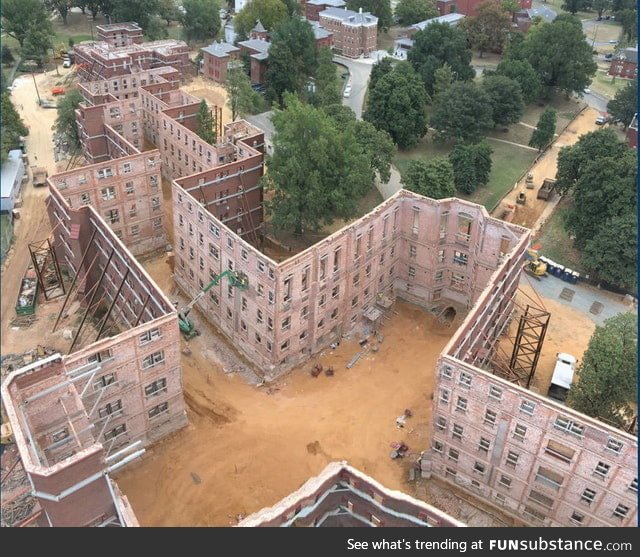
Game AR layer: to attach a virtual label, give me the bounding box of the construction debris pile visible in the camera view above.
[1,346,57,381]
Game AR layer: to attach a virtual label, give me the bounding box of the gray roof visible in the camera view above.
[307,0,345,6]
[252,20,266,33]
[411,13,465,31]
[1,150,23,199]
[201,41,240,58]
[395,37,414,49]
[310,21,332,40]
[238,38,271,55]
[526,6,557,23]
[630,113,638,130]
[621,46,638,65]
[319,7,378,26]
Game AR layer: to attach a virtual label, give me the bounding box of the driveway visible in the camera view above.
[333,54,373,119]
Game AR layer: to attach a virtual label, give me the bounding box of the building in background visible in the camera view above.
[1,149,26,214]
[201,41,241,83]
[609,46,638,79]
[319,7,378,58]
[306,0,346,22]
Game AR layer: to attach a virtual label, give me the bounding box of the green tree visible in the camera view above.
[310,47,341,107]
[495,58,542,104]
[617,9,637,42]
[225,67,263,120]
[265,18,318,105]
[158,0,180,25]
[500,0,520,14]
[196,99,217,144]
[1,45,15,65]
[607,80,637,129]
[503,31,527,61]
[561,0,583,14]
[565,149,636,249]
[482,74,524,127]
[1,0,53,47]
[145,16,169,40]
[1,93,28,163]
[22,28,54,68]
[568,313,637,428]
[448,141,493,194]
[181,0,221,42]
[528,108,556,150]
[394,0,438,26]
[44,1,73,25]
[430,81,494,143]
[99,0,115,20]
[432,62,454,103]
[592,0,612,18]
[402,158,455,199]
[554,128,627,194]
[462,0,512,56]
[54,89,83,151]
[281,0,301,15]
[265,94,371,234]
[112,0,160,30]
[368,57,394,92]
[582,212,637,290]
[346,0,393,31]
[407,21,474,96]
[81,1,103,19]
[523,19,597,96]
[363,61,429,149]
[234,0,288,40]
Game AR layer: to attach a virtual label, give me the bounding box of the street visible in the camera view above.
[333,54,373,119]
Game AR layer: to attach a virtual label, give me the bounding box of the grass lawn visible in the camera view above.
[542,0,597,20]
[393,135,537,211]
[536,196,584,272]
[466,143,537,210]
[519,93,585,129]
[0,214,13,263]
[590,70,629,100]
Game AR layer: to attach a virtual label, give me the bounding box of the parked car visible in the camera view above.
[608,39,618,44]
[62,58,72,68]
[604,53,613,60]
[595,115,609,125]
[343,85,352,98]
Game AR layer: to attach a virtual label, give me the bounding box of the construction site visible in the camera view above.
[1,23,637,529]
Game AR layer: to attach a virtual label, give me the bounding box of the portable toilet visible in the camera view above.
[546,259,556,275]
[570,271,579,284]
[553,264,565,278]
[562,268,573,282]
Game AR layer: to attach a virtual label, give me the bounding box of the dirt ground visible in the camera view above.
[182,77,232,128]
[113,252,600,526]
[0,70,73,340]
[493,107,601,230]
[115,294,455,526]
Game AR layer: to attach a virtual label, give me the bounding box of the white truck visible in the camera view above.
[547,353,576,402]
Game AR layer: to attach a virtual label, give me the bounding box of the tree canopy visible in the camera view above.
[112,0,160,30]
[158,0,181,25]
[528,108,556,151]
[225,67,264,120]
[494,58,542,104]
[430,81,494,143]
[394,0,438,26]
[522,18,597,96]
[402,158,455,199]
[1,93,28,164]
[54,88,83,151]
[1,0,53,47]
[407,22,474,96]
[181,0,221,42]
[309,47,341,107]
[607,80,636,129]
[363,61,428,149]
[568,312,637,429]
[44,1,73,25]
[461,0,512,56]
[346,0,393,31]
[432,62,454,103]
[265,18,317,105]
[234,0,289,40]
[368,57,394,92]
[481,74,524,127]
[265,95,372,234]
[196,100,217,144]
[449,141,493,194]
[145,16,169,40]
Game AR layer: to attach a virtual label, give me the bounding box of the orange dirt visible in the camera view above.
[115,295,454,526]
[182,77,232,127]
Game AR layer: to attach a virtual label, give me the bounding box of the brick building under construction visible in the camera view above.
[2,25,636,526]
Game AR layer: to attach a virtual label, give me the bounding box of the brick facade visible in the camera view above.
[201,42,241,83]
[96,23,144,47]
[319,7,378,58]
[306,0,346,22]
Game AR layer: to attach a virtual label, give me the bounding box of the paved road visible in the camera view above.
[333,55,373,119]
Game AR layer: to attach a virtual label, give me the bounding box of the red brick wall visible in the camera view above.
[608,60,637,79]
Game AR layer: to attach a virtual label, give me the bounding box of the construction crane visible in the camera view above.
[177,270,248,340]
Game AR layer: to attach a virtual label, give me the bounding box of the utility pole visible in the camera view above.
[31,73,41,106]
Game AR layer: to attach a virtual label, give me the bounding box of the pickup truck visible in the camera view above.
[547,353,576,402]
[31,166,48,187]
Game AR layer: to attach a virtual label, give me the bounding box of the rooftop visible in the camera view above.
[319,7,378,26]
[620,46,638,64]
[1,150,24,198]
[201,41,240,58]
[252,20,266,33]
[96,23,142,33]
[307,0,346,5]
[411,13,466,31]
[310,20,333,40]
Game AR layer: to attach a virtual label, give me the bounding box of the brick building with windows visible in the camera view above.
[609,46,638,79]
[200,41,241,83]
[319,7,378,58]
[305,0,346,21]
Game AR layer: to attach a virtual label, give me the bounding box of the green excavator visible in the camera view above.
[177,270,249,340]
